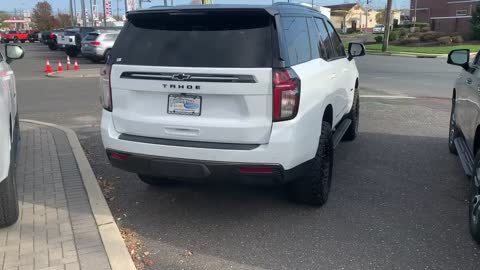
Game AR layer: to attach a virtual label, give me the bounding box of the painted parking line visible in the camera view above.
[360,95,417,99]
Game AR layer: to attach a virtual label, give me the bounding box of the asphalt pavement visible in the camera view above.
[11,42,480,269]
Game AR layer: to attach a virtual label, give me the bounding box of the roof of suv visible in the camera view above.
[131,3,327,19]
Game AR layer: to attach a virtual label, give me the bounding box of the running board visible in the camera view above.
[454,137,474,176]
[332,119,352,149]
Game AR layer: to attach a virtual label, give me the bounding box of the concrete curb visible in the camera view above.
[366,51,445,58]
[20,119,137,270]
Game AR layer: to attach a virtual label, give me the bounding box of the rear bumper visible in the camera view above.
[101,110,318,171]
[106,149,308,184]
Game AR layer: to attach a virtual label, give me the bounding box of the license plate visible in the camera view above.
[168,95,202,116]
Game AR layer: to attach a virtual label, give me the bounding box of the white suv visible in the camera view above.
[0,44,24,227]
[101,3,365,205]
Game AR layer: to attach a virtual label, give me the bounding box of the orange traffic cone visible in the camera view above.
[74,60,79,71]
[44,59,53,73]
[66,56,71,70]
[57,61,64,72]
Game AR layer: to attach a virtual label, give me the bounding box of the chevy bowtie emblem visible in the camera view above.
[172,74,191,81]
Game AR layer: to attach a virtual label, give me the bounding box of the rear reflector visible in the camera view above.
[239,167,273,174]
[110,153,128,161]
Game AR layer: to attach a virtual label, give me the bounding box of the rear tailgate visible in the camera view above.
[110,9,276,145]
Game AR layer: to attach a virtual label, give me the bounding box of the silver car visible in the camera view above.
[81,30,119,63]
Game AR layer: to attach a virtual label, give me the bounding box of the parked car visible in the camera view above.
[0,31,28,43]
[101,3,365,206]
[57,27,96,57]
[0,44,24,227]
[43,29,64,51]
[446,49,480,243]
[27,30,40,43]
[81,30,120,63]
[373,24,385,34]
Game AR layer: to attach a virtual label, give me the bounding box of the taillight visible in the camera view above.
[273,68,301,121]
[100,64,112,111]
[90,41,101,46]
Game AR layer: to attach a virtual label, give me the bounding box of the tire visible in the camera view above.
[469,154,480,243]
[449,97,459,154]
[66,47,79,57]
[20,40,25,43]
[13,37,18,43]
[137,175,178,186]
[288,121,334,206]
[48,43,57,51]
[29,40,34,43]
[0,136,19,228]
[342,88,360,141]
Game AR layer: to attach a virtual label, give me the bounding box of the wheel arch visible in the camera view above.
[322,104,333,125]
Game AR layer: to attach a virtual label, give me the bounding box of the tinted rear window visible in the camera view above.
[84,33,99,41]
[112,11,274,68]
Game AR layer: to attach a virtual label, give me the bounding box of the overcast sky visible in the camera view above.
[1,0,411,14]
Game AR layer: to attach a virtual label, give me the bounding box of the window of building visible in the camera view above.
[456,10,468,17]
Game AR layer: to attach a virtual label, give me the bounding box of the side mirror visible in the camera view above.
[348,42,366,61]
[5,44,25,64]
[447,49,470,70]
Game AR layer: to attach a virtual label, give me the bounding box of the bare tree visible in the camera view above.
[57,13,72,28]
[0,11,10,29]
[32,1,55,31]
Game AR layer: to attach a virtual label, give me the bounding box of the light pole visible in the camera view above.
[413,0,418,29]
[382,0,393,52]
[81,0,87,27]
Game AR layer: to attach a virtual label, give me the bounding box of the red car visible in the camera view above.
[0,31,28,43]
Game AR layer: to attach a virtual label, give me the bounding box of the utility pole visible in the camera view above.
[103,0,107,27]
[124,0,128,18]
[382,0,393,52]
[164,0,168,6]
[90,0,94,26]
[139,0,142,9]
[171,0,173,6]
[81,0,87,27]
[70,0,75,25]
[413,0,418,29]
[365,0,369,33]
[117,0,120,19]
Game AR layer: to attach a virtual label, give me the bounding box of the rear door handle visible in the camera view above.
[342,68,349,73]
[467,78,473,85]
[330,74,337,80]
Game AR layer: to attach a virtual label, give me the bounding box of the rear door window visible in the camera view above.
[314,18,335,61]
[324,21,346,58]
[113,11,274,68]
[281,17,311,66]
[307,17,328,61]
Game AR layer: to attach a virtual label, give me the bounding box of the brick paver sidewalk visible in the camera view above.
[0,123,111,270]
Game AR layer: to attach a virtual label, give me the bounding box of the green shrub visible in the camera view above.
[473,25,480,40]
[398,28,408,39]
[389,31,398,42]
[374,35,383,43]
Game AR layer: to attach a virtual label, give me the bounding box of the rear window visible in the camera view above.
[84,33,99,41]
[112,11,274,68]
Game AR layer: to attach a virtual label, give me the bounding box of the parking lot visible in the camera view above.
[9,42,480,269]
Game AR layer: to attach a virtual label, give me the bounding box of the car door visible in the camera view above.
[324,20,353,120]
[0,49,13,180]
[463,56,480,151]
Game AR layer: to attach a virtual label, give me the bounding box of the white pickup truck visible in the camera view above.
[0,44,24,227]
[57,27,96,57]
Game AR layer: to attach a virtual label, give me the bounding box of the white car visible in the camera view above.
[0,44,24,227]
[101,3,365,205]
[373,24,385,34]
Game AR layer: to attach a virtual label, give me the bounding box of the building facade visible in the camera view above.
[326,3,401,32]
[411,0,477,35]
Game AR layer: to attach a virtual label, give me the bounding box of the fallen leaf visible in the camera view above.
[144,258,155,266]
[144,251,150,256]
